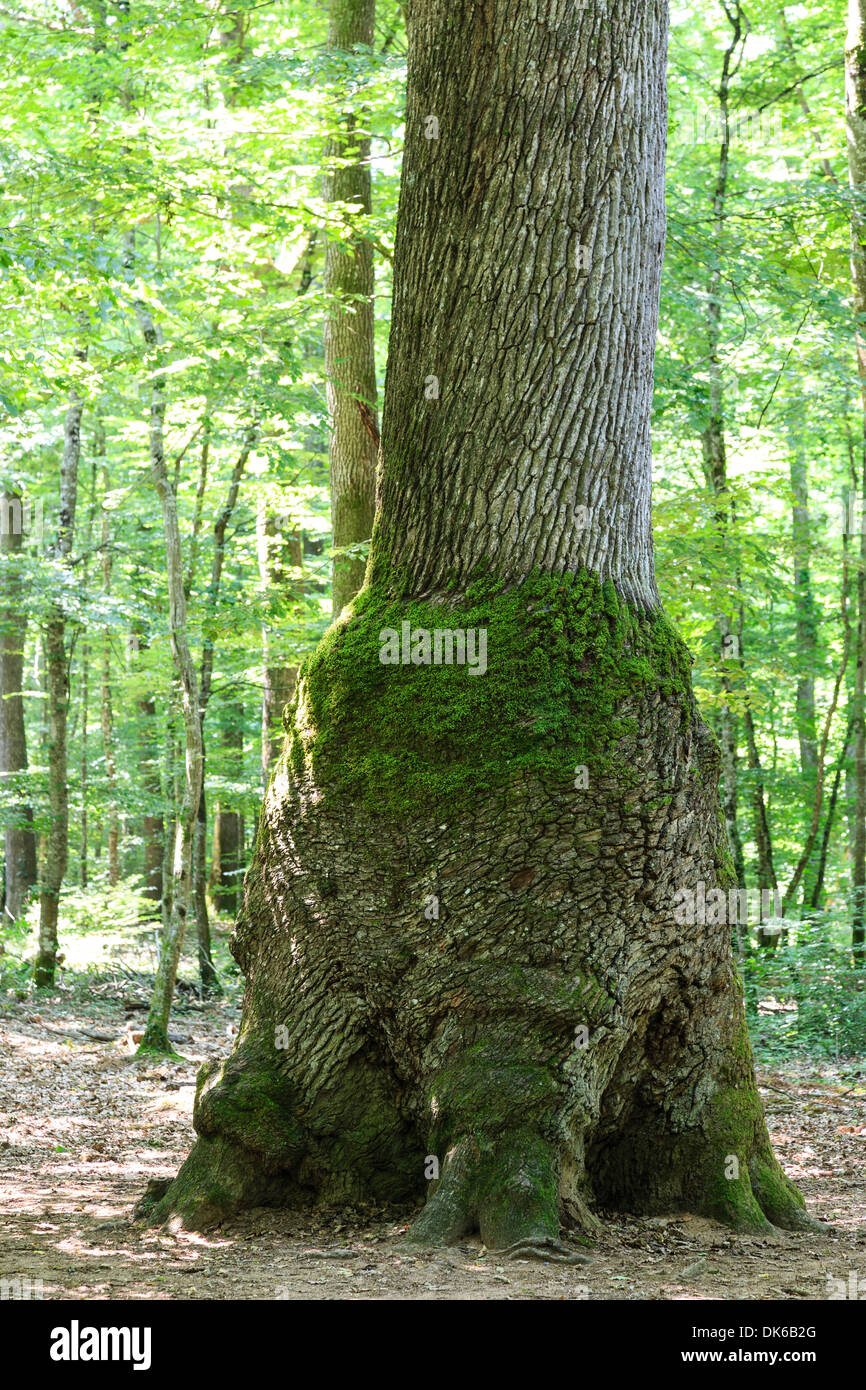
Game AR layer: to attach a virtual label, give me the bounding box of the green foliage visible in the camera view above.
[744,915,866,1057]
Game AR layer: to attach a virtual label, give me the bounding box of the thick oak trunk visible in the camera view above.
[140,0,814,1246]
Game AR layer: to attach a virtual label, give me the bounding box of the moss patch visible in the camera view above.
[290,569,693,818]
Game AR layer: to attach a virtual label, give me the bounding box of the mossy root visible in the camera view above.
[406,1131,591,1263]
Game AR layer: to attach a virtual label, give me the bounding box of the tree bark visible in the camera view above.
[324,0,379,617]
[0,487,37,920]
[140,0,815,1246]
[36,372,84,986]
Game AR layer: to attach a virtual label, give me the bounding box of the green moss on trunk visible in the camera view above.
[291,569,693,819]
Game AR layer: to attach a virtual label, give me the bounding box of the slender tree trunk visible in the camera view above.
[0,487,37,920]
[215,807,241,913]
[700,2,778,944]
[736,629,779,947]
[790,444,819,910]
[324,0,379,616]
[135,285,204,1052]
[209,803,221,894]
[138,684,164,906]
[80,636,88,889]
[700,4,746,896]
[98,440,119,886]
[36,372,84,986]
[213,708,243,914]
[810,720,853,911]
[192,761,216,990]
[191,425,254,991]
[141,0,814,1246]
[78,453,97,890]
[257,503,302,782]
[853,518,866,957]
[160,695,180,932]
[845,0,866,960]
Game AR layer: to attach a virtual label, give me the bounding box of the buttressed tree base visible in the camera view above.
[137,0,819,1250]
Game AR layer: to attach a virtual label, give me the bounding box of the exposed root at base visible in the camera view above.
[497,1237,592,1265]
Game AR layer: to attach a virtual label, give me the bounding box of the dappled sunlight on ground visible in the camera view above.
[0,941,863,1299]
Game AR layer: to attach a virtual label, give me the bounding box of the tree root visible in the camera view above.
[497,1237,592,1265]
[405,1130,590,1257]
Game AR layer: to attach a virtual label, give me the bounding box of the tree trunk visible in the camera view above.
[135,284,204,1052]
[160,695,180,932]
[99,442,120,887]
[139,692,164,906]
[257,502,302,781]
[324,0,379,617]
[191,427,253,991]
[215,807,241,913]
[846,0,866,960]
[0,487,37,920]
[78,454,97,890]
[852,506,866,958]
[699,3,746,897]
[213,707,243,914]
[790,444,819,911]
[80,635,88,888]
[36,377,84,986]
[140,0,815,1246]
[192,764,218,991]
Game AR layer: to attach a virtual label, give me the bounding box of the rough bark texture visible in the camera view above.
[140,0,813,1246]
[0,487,37,920]
[324,0,379,617]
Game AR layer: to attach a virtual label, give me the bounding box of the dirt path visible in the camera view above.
[1,987,864,1301]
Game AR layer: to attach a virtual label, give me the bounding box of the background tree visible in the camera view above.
[324,0,380,616]
[0,487,37,921]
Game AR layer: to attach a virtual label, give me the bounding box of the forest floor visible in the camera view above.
[1,911,865,1302]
